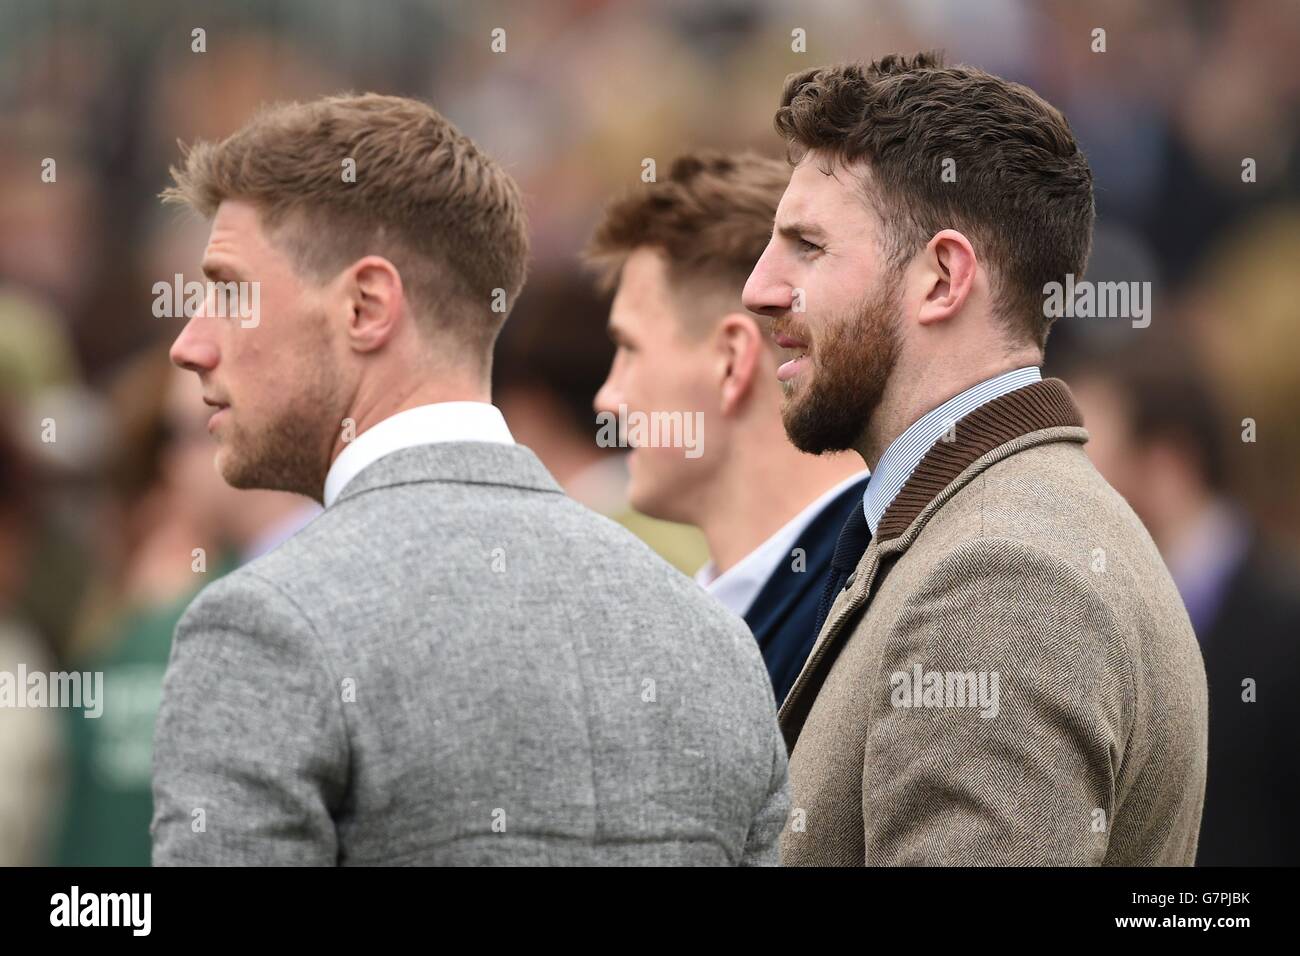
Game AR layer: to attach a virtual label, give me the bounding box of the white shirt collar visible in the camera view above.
[863,367,1041,535]
[696,469,870,617]
[323,401,514,507]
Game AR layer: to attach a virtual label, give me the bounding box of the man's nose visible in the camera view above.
[593,360,623,416]
[169,315,219,373]
[741,244,793,318]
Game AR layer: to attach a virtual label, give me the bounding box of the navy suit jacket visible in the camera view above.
[742,476,870,705]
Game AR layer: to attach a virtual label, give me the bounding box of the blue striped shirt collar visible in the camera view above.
[862,366,1042,535]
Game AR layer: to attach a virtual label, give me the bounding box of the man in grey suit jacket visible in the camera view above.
[151,93,787,865]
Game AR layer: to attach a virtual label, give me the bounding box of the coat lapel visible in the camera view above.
[777,378,1088,749]
[778,533,895,748]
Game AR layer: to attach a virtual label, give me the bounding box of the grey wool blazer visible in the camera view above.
[151,441,789,865]
[779,379,1208,866]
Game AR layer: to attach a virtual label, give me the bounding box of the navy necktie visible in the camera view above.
[812,502,872,638]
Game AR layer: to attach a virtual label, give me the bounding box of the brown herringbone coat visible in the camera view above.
[779,379,1208,865]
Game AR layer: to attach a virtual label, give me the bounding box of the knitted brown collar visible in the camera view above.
[874,378,1085,542]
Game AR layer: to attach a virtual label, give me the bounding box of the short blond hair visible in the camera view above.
[582,152,788,338]
[162,92,529,356]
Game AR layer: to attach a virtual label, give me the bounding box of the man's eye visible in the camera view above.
[798,238,822,254]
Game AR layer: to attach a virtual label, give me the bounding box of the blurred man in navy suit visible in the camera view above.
[1068,344,1300,865]
[586,153,867,703]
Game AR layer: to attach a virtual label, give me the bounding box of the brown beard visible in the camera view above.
[780,280,901,455]
[219,340,343,500]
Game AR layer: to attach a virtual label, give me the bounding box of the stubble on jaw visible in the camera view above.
[217,347,344,501]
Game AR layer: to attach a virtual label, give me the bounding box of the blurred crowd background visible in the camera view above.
[1,0,1298,866]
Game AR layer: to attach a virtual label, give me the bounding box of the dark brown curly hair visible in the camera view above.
[775,52,1094,349]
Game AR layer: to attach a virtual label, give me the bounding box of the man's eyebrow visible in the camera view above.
[776,220,827,241]
[200,260,238,281]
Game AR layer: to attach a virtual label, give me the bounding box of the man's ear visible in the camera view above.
[716,313,764,415]
[915,229,977,327]
[343,255,405,352]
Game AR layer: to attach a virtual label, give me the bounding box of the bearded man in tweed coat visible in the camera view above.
[742,53,1208,865]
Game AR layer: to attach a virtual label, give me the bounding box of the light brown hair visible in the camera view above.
[583,152,788,333]
[162,92,529,356]
[775,52,1094,349]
